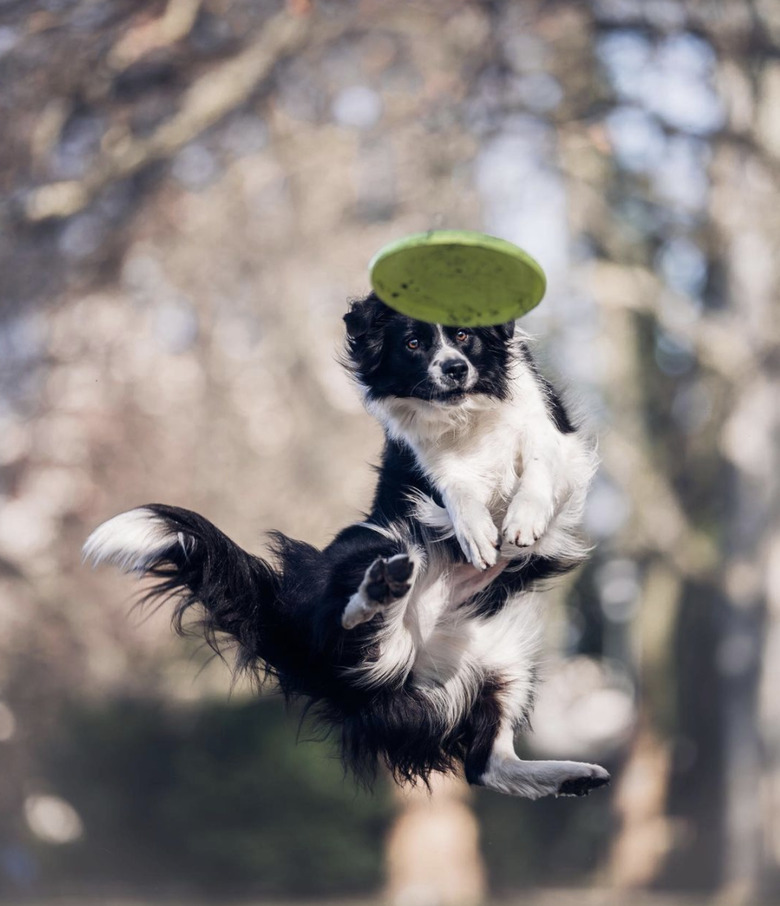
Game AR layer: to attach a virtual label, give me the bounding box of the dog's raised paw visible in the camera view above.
[365,554,413,604]
[502,494,554,548]
[341,554,415,630]
[453,508,500,571]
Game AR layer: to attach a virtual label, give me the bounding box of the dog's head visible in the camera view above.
[343,293,515,406]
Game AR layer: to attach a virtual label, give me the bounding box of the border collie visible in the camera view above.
[84,293,609,800]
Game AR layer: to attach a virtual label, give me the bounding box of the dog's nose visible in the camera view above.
[441,359,468,384]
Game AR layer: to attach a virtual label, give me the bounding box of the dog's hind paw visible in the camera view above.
[364,553,413,604]
[556,764,610,797]
[341,554,414,629]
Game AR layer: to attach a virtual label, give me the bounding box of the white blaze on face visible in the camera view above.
[428,326,477,391]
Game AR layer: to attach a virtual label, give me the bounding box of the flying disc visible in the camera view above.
[369,230,546,327]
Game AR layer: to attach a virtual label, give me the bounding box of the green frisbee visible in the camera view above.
[369,230,547,327]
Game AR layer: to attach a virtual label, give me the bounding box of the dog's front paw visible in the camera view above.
[453,506,500,571]
[502,493,554,549]
[341,554,414,629]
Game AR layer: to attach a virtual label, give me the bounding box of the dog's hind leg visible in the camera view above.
[341,553,415,629]
[466,721,610,800]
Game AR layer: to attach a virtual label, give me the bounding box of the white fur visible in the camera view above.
[348,333,602,795]
[83,508,182,572]
[480,723,610,799]
[346,537,538,716]
[366,335,596,571]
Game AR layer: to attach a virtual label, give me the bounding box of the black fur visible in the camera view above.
[139,503,507,785]
[463,675,512,784]
[100,293,586,789]
[517,341,577,434]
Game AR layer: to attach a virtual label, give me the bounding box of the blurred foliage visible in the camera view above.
[475,777,613,893]
[26,695,616,898]
[37,696,392,899]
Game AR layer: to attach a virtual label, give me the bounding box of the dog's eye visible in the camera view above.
[406,338,420,350]
[455,329,470,342]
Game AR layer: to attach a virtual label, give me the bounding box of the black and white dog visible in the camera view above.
[85,293,608,799]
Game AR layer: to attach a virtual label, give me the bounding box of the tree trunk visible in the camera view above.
[385,774,486,906]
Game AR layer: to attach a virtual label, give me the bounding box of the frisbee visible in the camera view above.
[369,230,546,327]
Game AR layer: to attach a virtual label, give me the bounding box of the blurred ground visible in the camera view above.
[1,895,721,906]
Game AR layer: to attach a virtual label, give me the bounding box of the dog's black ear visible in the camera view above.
[344,293,391,338]
[343,294,392,376]
[343,304,370,339]
[496,319,515,340]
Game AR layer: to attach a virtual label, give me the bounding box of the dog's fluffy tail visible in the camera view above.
[83,504,281,677]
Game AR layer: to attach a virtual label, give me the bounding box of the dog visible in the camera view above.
[84,292,609,800]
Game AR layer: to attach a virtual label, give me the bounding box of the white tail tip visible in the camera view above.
[83,508,179,572]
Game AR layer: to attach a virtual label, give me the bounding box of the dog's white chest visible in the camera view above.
[416,419,521,502]
[406,560,508,684]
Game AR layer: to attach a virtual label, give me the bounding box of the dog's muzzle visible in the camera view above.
[440,358,469,387]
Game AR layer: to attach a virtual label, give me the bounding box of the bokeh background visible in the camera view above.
[0,0,778,903]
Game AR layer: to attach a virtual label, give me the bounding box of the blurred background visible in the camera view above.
[0,0,778,903]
